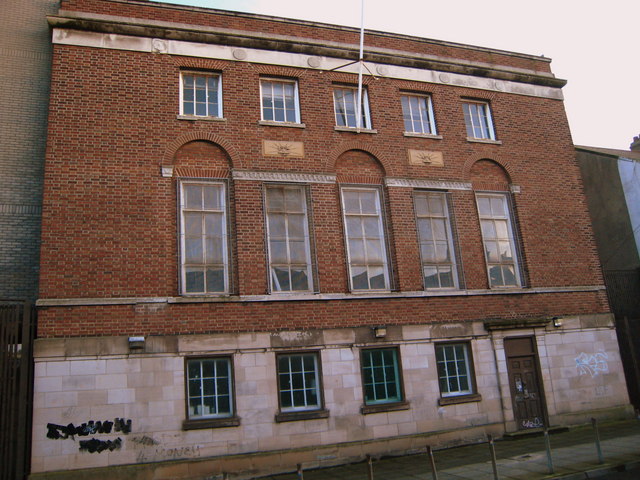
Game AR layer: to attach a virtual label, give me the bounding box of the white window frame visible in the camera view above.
[413,191,459,289]
[277,352,322,412]
[435,343,474,397]
[180,71,222,118]
[179,181,229,295]
[475,192,521,288]
[259,78,301,124]
[333,86,372,129]
[264,184,314,293]
[401,94,437,135]
[186,357,234,419]
[462,100,495,140]
[340,186,390,291]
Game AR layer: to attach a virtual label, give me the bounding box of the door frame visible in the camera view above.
[504,335,549,430]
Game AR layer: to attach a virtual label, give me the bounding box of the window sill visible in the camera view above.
[258,120,306,129]
[334,126,377,134]
[275,409,330,423]
[438,393,482,406]
[182,416,240,430]
[466,137,502,145]
[404,132,443,140]
[361,401,410,415]
[177,115,226,122]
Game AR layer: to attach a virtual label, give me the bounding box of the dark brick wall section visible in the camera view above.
[0,0,58,300]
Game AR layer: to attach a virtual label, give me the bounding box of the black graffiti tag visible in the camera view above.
[79,437,122,453]
[46,418,131,440]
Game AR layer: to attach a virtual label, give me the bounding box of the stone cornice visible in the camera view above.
[36,285,606,307]
[232,170,336,184]
[385,178,472,191]
[48,11,566,90]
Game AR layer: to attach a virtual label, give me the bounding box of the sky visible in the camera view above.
[152,0,638,150]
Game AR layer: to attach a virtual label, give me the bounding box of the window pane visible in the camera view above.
[184,185,201,209]
[351,266,369,290]
[277,354,320,411]
[272,267,291,292]
[185,238,203,263]
[362,349,401,404]
[290,268,309,291]
[266,186,312,293]
[369,266,386,289]
[415,192,457,289]
[289,241,307,263]
[181,183,228,294]
[476,193,520,287]
[205,268,224,292]
[288,214,305,238]
[187,358,232,418]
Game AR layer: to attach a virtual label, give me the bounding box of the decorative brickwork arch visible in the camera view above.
[328,141,388,175]
[334,149,386,185]
[162,132,240,169]
[463,155,516,188]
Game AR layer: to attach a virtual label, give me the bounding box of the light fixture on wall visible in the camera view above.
[373,326,387,338]
[128,336,145,351]
[552,317,563,328]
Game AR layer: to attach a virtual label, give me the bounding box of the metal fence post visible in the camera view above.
[367,454,374,480]
[296,463,304,480]
[591,418,604,464]
[488,434,499,480]
[426,445,439,480]
[544,428,554,474]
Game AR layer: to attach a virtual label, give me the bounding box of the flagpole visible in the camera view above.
[356,0,364,131]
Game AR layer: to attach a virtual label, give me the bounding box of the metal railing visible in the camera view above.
[0,301,36,480]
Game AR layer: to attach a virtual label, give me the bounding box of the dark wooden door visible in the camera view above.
[504,337,546,429]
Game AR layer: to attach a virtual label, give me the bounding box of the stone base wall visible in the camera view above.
[30,313,631,479]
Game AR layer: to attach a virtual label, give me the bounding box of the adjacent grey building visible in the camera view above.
[577,138,640,408]
[0,0,59,301]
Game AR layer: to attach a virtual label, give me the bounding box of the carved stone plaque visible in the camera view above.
[408,150,444,167]
[262,140,305,158]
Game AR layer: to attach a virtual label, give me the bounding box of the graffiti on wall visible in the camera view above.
[575,351,609,377]
[135,444,201,463]
[46,418,131,453]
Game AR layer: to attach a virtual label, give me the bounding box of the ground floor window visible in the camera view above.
[186,357,233,419]
[435,343,474,397]
[361,348,403,405]
[277,352,322,411]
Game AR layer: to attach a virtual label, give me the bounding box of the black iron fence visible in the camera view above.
[0,301,36,480]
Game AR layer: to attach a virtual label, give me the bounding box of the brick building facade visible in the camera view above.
[32,1,632,478]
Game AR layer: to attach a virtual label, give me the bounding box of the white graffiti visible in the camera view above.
[575,351,609,377]
[522,417,544,429]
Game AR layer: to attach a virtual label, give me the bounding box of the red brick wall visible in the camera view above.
[39,1,606,337]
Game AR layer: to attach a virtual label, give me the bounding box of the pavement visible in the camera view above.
[260,419,640,480]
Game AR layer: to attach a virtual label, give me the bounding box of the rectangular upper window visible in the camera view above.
[361,348,403,405]
[401,94,437,135]
[333,87,371,129]
[476,193,521,287]
[277,353,322,412]
[462,101,495,140]
[435,343,475,397]
[186,357,233,419]
[260,78,300,123]
[180,72,222,118]
[265,185,313,293]
[414,191,459,289]
[179,182,229,294]
[341,187,390,291]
